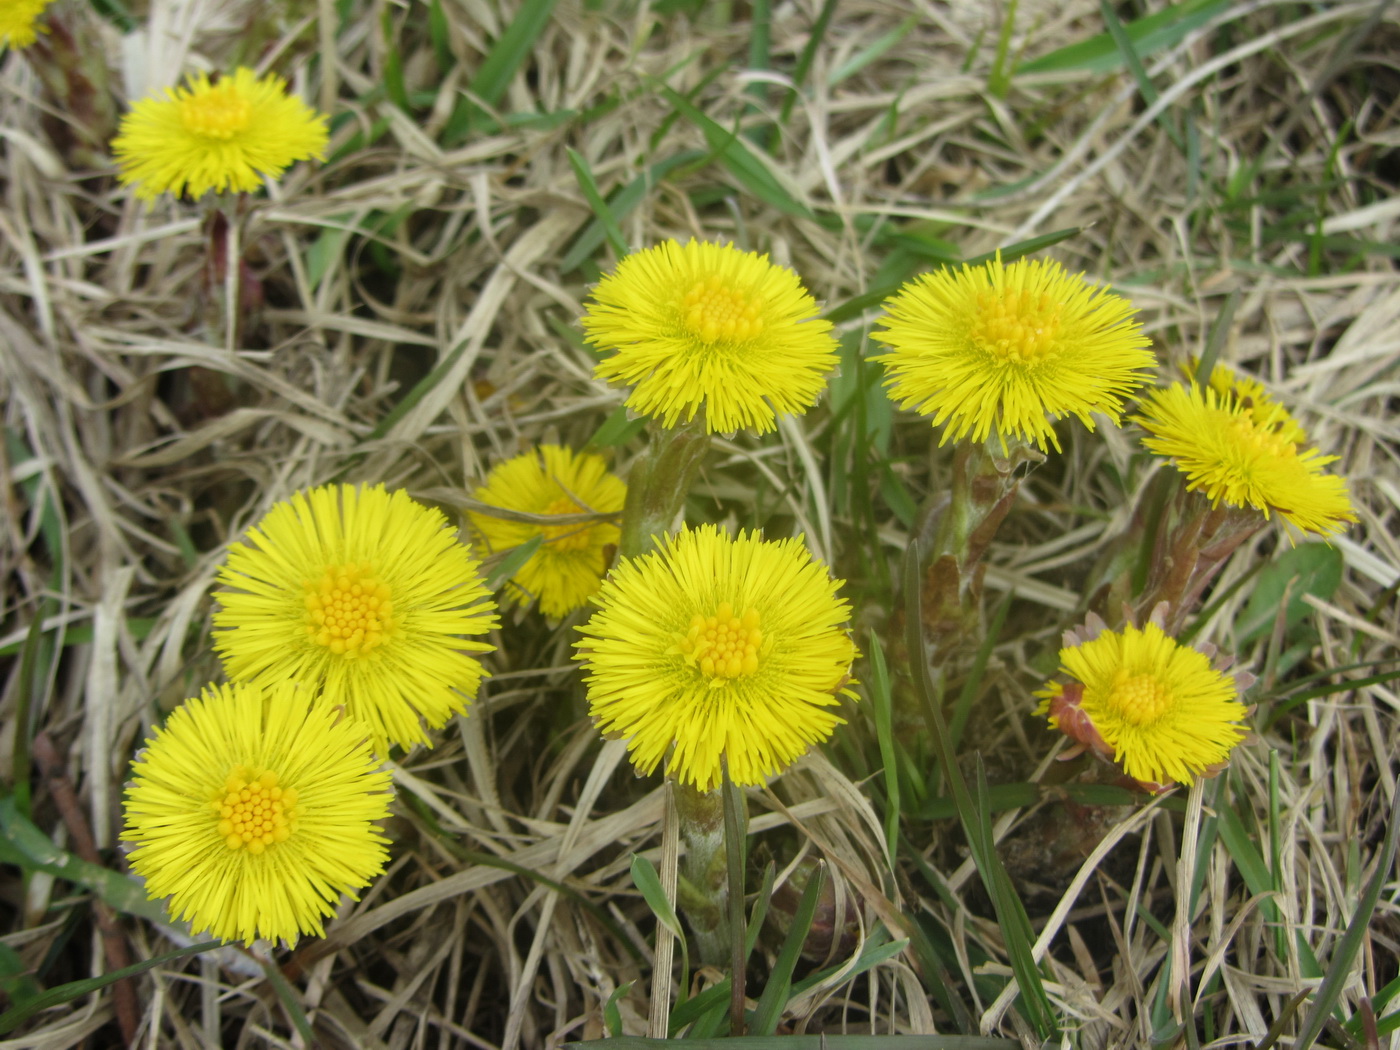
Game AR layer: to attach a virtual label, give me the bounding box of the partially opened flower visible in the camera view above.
[1134,375,1355,537]
[581,239,839,434]
[1035,617,1249,788]
[468,444,625,618]
[1,0,54,48]
[874,255,1155,452]
[575,524,857,791]
[122,681,391,946]
[214,484,497,753]
[112,67,329,200]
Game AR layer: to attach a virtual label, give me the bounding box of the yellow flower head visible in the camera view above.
[1035,620,1248,787]
[214,484,498,754]
[1,0,54,48]
[873,255,1156,452]
[581,239,840,434]
[112,67,329,201]
[575,524,857,791]
[122,682,391,946]
[468,445,625,619]
[1134,376,1355,537]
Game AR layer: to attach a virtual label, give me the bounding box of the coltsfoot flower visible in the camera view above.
[468,445,625,618]
[1,0,54,48]
[1135,371,1356,537]
[112,67,329,200]
[122,682,391,946]
[874,255,1156,452]
[1036,615,1251,788]
[581,239,840,434]
[214,484,498,753]
[575,524,857,791]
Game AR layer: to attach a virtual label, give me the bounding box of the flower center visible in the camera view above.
[541,496,591,552]
[1226,415,1296,462]
[678,602,763,681]
[1106,670,1173,725]
[971,288,1063,364]
[211,766,300,854]
[180,79,252,140]
[304,561,395,657]
[682,277,765,344]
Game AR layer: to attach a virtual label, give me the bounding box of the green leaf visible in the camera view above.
[586,407,649,451]
[1236,543,1344,645]
[630,854,683,939]
[604,981,635,1038]
[0,797,172,926]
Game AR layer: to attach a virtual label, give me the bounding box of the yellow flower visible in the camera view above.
[1,0,53,48]
[575,524,857,791]
[873,255,1156,452]
[122,681,391,946]
[581,239,840,434]
[214,484,498,753]
[112,67,329,201]
[1035,620,1248,787]
[468,445,625,619]
[1134,377,1355,536]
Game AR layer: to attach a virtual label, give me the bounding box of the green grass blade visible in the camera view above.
[483,534,544,591]
[566,147,628,260]
[826,17,916,88]
[902,543,1057,1039]
[1293,786,1400,1048]
[950,593,1011,749]
[471,0,560,108]
[866,631,900,870]
[1098,0,1183,152]
[987,0,1018,98]
[570,1036,1017,1048]
[0,798,170,925]
[779,0,840,125]
[560,150,706,273]
[0,940,220,1034]
[1017,0,1230,75]
[653,82,814,220]
[1195,288,1239,384]
[750,862,824,1035]
[259,955,315,1045]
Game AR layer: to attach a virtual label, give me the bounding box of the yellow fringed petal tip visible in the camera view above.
[1134,373,1356,538]
[122,682,392,947]
[111,67,329,201]
[581,239,840,434]
[0,0,54,49]
[1035,622,1248,787]
[213,484,498,754]
[468,444,626,619]
[873,255,1156,452]
[574,524,858,791]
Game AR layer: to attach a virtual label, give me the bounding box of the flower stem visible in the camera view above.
[916,437,1037,671]
[617,417,711,559]
[1136,486,1263,633]
[673,780,730,967]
